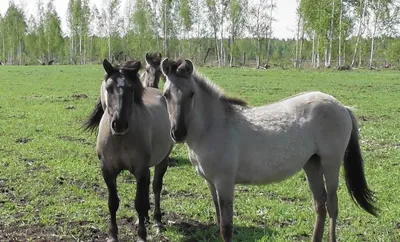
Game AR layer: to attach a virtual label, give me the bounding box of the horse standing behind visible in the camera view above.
[83,59,173,242]
[140,52,163,89]
[159,58,378,242]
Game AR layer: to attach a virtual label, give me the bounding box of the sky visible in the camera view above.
[0,0,298,39]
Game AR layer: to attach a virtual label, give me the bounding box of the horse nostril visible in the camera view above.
[112,121,117,130]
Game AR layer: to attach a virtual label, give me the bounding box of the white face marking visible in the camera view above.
[116,77,125,87]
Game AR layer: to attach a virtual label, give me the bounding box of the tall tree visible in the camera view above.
[44,0,64,63]
[131,0,157,58]
[266,0,276,65]
[101,0,121,61]
[206,0,221,65]
[248,0,269,67]
[2,2,27,64]
[227,0,247,66]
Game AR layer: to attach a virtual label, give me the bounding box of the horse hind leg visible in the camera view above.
[303,155,327,242]
[320,155,341,242]
[152,156,169,234]
[102,169,121,242]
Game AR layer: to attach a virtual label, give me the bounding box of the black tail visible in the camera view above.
[82,98,104,133]
[344,108,378,217]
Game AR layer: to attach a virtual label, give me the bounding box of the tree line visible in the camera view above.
[0,0,400,69]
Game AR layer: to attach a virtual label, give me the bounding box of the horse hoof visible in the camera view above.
[153,223,166,234]
[107,238,118,242]
[135,216,150,226]
[136,238,146,242]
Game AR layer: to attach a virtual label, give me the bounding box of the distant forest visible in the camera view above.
[1,0,400,69]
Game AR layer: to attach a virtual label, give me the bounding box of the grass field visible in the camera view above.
[0,65,399,242]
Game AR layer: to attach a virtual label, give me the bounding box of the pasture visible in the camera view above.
[0,65,399,241]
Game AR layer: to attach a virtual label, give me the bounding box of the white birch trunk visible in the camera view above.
[369,0,380,69]
[351,0,368,67]
[338,0,343,66]
[327,0,335,67]
[311,32,315,67]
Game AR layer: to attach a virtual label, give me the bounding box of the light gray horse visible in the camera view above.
[83,59,173,242]
[159,58,378,242]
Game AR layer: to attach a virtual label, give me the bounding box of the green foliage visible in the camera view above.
[0,2,27,64]
[179,0,192,32]
[0,0,399,67]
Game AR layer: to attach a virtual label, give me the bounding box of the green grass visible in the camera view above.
[0,65,399,241]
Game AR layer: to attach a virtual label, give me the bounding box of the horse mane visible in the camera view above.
[82,97,103,133]
[192,72,247,110]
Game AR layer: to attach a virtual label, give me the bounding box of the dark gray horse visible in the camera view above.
[84,59,173,242]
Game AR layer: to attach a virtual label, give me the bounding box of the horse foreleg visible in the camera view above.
[206,181,221,227]
[152,157,169,234]
[134,167,151,242]
[215,180,235,242]
[102,169,120,242]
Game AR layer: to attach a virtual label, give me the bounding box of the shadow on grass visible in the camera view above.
[164,212,276,242]
[168,157,191,168]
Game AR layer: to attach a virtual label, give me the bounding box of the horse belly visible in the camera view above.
[148,144,171,167]
[236,150,312,185]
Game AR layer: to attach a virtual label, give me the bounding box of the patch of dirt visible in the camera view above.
[276,219,296,228]
[72,94,89,99]
[165,212,216,241]
[15,137,32,144]
[58,135,93,146]
[0,223,108,242]
[279,196,306,204]
[292,232,310,241]
[10,113,27,119]
[167,190,199,199]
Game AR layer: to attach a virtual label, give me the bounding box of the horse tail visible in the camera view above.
[343,107,378,217]
[82,98,104,133]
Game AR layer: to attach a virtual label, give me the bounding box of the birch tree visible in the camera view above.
[228,0,247,66]
[206,0,221,65]
[248,0,269,67]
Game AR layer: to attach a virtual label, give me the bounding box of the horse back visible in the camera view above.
[233,91,352,184]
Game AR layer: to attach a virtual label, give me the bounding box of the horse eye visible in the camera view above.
[190,91,195,98]
[106,85,113,93]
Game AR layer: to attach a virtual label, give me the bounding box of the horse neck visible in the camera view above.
[185,86,227,147]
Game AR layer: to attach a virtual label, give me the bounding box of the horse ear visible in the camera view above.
[145,53,151,65]
[184,59,194,75]
[161,58,170,76]
[177,59,194,75]
[157,52,162,59]
[103,59,114,75]
[131,60,141,71]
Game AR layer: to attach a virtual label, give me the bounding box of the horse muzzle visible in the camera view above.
[111,119,129,136]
